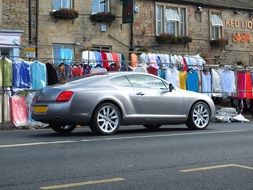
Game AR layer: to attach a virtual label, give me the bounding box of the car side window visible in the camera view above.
[126,74,167,89]
[110,76,132,87]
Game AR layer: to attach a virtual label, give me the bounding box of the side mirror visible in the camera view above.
[169,83,174,92]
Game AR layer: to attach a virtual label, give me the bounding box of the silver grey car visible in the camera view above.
[32,72,215,135]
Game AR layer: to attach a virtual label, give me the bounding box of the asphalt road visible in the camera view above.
[0,122,253,190]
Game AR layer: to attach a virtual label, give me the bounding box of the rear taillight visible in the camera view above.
[56,91,73,102]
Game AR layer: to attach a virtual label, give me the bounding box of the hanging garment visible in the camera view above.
[30,60,47,90]
[0,94,11,123]
[237,71,246,99]
[0,57,12,87]
[82,51,96,66]
[131,53,138,68]
[140,53,149,66]
[146,65,158,76]
[186,70,199,92]
[165,67,179,87]
[72,65,83,77]
[202,70,212,96]
[179,70,187,90]
[211,69,222,97]
[12,59,31,88]
[111,52,120,67]
[158,68,166,79]
[101,52,109,68]
[220,69,236,96]
[245,71,252,99]
[46,62,58,85]
[10,95,28,127]
[121,54,126,66]
[94,51,102,66]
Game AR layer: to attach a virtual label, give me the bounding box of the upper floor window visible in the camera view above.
[156,5,186,36]
[210,13,223,39]
[92,0,110,14]
[53,0,72,11]
[53,44,74,65]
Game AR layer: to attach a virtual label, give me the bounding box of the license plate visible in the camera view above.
[33,106,48,113]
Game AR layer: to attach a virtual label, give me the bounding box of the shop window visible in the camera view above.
[156,4,186,36]
[210,13,223,40]
[53,44,74,65]
[92,45,112,52]
[92,0,110,14]
[52,0,72,11]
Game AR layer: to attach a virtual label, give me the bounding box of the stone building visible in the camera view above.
[1,0,253,66]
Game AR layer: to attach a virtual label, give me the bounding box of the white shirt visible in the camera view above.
[165,67,179,87]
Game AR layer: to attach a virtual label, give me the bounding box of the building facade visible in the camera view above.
[1,0,253,66]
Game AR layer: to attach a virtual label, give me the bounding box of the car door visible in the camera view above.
[126,74,184,116]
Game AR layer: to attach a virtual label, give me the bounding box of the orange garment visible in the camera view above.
[245,71,252,99]
[131,53,138,68]
[179,71,187,90]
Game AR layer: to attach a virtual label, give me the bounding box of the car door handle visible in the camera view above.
[136,92,145,96]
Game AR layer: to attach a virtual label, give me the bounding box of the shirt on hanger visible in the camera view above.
[0,57,12,87]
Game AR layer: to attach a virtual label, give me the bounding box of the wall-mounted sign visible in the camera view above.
[25,47,36,58]
[100,24,107,32]
[225,19,253,29]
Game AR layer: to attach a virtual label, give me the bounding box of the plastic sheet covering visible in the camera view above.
[0,94,11,123]
[10,95,28,127]
[26,92,47,129]
[215,107,250,123]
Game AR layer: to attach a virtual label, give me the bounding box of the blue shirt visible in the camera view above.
[30,61,47,89]
[13,59,31,88]
[186,70,199,92]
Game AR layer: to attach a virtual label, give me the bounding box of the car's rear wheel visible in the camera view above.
[90,103,121,135]
[143,124,161,130]
[186,101,210,130]
[50,124,76,134]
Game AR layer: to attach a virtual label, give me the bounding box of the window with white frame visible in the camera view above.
[52,0,72,11]
[92,0,110,14]
[53,44,74,65]
[156,4,186,36]
[210,13,223,39]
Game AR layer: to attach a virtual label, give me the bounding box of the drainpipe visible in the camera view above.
[28,0,32,44]
[35,0,39,59]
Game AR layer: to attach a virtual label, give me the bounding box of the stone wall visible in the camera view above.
[37,0,131,62]
[1,0,29,58]
[134,0,253,65]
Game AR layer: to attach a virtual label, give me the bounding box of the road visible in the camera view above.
[0,122,253,190]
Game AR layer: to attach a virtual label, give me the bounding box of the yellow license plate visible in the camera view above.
[33,106,48,113]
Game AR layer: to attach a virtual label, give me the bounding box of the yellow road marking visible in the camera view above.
[40,177,124,190]
[180,164,253,173]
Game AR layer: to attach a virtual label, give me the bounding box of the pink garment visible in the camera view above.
[111,52,120,67]
[237,71,246,99]
[245,71,252,99]
[10,95,28,127]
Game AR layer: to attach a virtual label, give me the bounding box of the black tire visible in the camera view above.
[186,101,210,130]
[50,124,76,134]
[143,124,161,130]
[90,102,121,135]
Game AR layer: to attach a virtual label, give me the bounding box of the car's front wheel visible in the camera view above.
[186,101,210,130]
[50,124,76,134]
[90,103,121,135]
